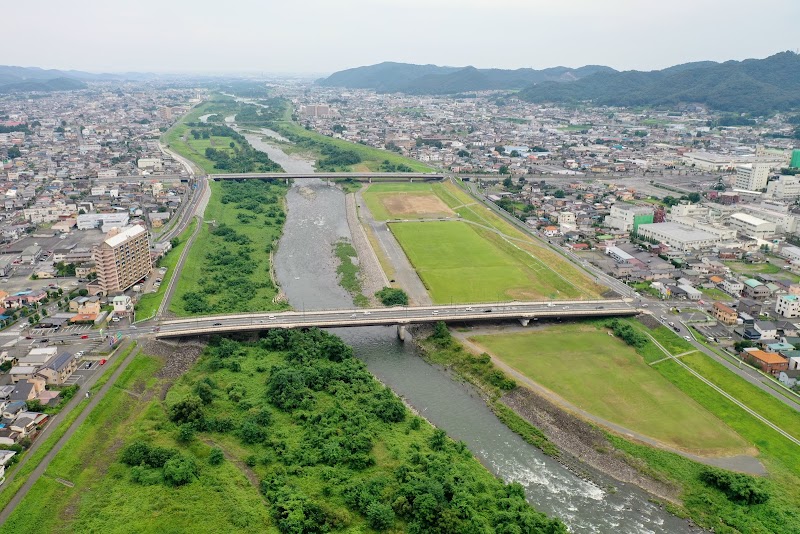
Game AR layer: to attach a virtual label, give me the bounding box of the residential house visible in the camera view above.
[721,278,744,295]
[754,321,778,339]
[743,279,771,300]
[36,352,77,386]
[742,348,788,375]
[713,302,738,325]
[778,369,800,388]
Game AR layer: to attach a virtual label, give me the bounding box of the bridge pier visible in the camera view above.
[518,318,530,327]
[397,324,407,342]
[285,178,289,185]
[368,177,372,183]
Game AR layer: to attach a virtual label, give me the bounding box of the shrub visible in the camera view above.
[169,397,205,425]
[208,447,224,466]
[163,455,198,486]
[700,468,770,505]
[375,287,409,307]
[366,501,395,530]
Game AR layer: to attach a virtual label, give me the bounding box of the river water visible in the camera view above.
[250,127,697,533]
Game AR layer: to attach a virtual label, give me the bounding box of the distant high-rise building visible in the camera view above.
[790,149,800,169]
[734,163,770,191]
[93,225,152,294]
[301,105,331,118]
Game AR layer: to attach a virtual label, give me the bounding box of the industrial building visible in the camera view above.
[604,204,654,233]
[728,213,776,240]
[77,213,130,232]
[636,222,726,251]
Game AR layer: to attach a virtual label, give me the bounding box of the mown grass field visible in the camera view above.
[0,352,275,534]
[362,183,455,221]
[170,180,288,316]
[134,219,196,320]
[366,180,605,302]
[471,324,749,454]
[270,120,434,172]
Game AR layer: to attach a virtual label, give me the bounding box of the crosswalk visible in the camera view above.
[31,325,93,336]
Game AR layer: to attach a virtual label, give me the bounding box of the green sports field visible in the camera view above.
[390,220,591,302]
[471,324,751,455]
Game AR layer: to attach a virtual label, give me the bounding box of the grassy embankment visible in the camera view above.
[170,180,289,316]
[134,219,196,320]
[465,318,800,533]
[371,181,604,302]
[471,324,749,454]
[0,342,138,513]
[3,331,566,533]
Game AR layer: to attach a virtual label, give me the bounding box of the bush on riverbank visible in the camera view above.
[375,287,409,306]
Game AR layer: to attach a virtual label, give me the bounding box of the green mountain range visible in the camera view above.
[518,51,800,114]
[317,61,615,94]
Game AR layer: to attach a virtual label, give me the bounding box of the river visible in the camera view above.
[246,126,697,533]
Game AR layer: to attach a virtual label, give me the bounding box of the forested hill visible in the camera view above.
[0,65,159,93]
[518,51,800,114]
[317,61,615,94]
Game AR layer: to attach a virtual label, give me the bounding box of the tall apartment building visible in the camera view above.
[766,175,800,200]
[734,163,771,191]
[93,225,152,294]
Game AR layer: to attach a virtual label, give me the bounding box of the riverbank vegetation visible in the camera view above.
[5,331,567,533]
[163,97,282,175]
[375,287,408,306]
[171,180,289,316]
[333,240,368,307]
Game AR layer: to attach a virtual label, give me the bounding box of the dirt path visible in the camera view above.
[452,328,766,476]
[345,193,388,303]
[354,190,431,306]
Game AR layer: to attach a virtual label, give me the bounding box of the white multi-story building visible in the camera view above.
[23,203,76,224]
[729,213,776,240]
[77,213,130,231]
[604,204,654,232]
[775,294,800,318]
[734,163,771,192]
[636,222,726,251]
[766,175,800,200]
[780,246,800,263]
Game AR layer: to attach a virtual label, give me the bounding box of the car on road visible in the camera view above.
[75,351,85,358]
[212,322,222,326]
[484,309,492,313]
[99,359,107,365]
[268,315,276,320]
[465,307,473,311]
[684,336,691,341]
[432,311,439,315]
[39,338,49,343]
[80,334,89,339]
[363,311,371,315]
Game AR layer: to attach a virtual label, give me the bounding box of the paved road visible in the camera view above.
[157,214,204,318]
[355,189,432,306]
[152,299,636,338]
[0,342,140,523]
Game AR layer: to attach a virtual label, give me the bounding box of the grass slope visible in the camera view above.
[471,324,749,454]
[1,352,273,533]
[134,219,196,320]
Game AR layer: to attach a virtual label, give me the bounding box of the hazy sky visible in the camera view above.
[12,0,800,75]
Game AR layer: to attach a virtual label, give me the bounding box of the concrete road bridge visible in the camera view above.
[94,172,445,185]
[152,299,638,340]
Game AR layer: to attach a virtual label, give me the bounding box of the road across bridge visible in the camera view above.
[93,172,444,184]
[153,299,638,339]
[209,172,445,182]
